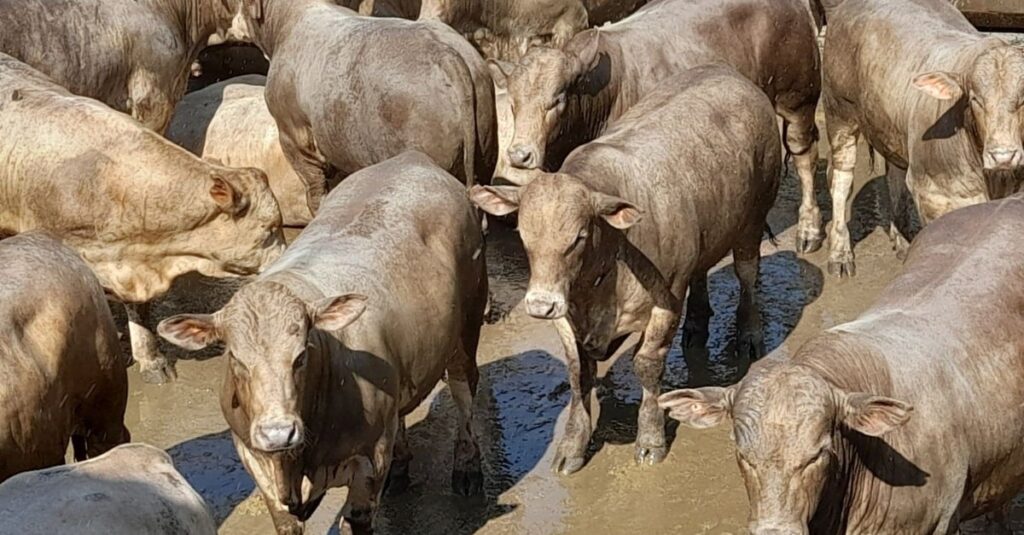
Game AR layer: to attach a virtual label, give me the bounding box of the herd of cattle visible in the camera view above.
[0,0,1023,533]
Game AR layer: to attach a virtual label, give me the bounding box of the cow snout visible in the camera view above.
[524,291,567,319]
[508,145,539,169]
[984,147,1024,171]
[251,418,303,452]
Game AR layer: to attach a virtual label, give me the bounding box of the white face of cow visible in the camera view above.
[158,284,368,453]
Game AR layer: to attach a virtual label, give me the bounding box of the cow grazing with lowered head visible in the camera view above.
[0,443,216,534]
[168,75,314,227]
[0,232,129,482]
[473,65,781,475]
[488,0,823,255]
[661,194,1024,534]
[819,0,1024,277]
[0,54,286,384]
[0,0,244,133]
[233,0,496,213]
[159,152,488,534]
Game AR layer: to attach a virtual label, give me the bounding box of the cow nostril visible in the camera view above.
[509,146,538,169]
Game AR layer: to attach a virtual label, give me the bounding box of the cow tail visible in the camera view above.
[439,51,478,187]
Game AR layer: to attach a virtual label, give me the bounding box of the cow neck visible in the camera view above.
[153,0,226,57]
[299,327,333,451]
[555,39,621,165]
[252,0,311,59]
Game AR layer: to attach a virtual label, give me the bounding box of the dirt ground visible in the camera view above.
[116,135,1019,535]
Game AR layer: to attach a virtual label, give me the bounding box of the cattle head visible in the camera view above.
[913,43,1024,172]
[189,166,286,278]
[470,174,640,320]
[158,283,368,453]
[488,31,602,175]
[659,362,912,534]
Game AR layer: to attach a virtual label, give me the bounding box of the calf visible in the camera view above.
[0,0,241,133]
[168,75,314,227]
[159,152,488,534]
[820,0,1024,277]
[235,0,496,212]
[661,194,1024,533]
[472,65,781,474]
[0,443,216,534]
[489,0,822,254]
[0,232,129,482]
[0,54,285,383]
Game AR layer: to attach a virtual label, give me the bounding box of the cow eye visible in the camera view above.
[565,228,588,255]
[802,447,829,471]
[293,352,307,371]
[549,92,566,110]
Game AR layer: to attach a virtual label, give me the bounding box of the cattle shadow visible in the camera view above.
[590,250,824,454]
[188,44,269,93]
[166,429,255,526]
[355,350,568,535]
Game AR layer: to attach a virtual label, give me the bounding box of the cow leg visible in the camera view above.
[552,318,596,476]
[633,306,680,466]
[125,302,177,384]
[682,271,713,387]
[279,128,329,214]
[127,70,176,134]
[733,234,765,362]
[825,120,860,278]
[263,493,304,535]
[340,444,390,535]
[448,349,483,496]
[780,106,823,253]
[886,163,912,259]
[384,418,411,495]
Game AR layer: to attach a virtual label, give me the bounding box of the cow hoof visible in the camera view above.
[452,469,483,496]
[553,454,585,476]
[139,358,178,384]
[795,233,823,254]
[827,259,856,278]
[635,445,667,466]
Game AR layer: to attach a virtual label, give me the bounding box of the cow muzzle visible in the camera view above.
[508,144,540,170]
[524,290,567,320]
[984,146,1024,171]
[251,416,304,453]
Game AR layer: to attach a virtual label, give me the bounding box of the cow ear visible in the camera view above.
[591,192,642,229]
[913,72,963,101]
[487,59,514,90]
[311,294,368,332]
[842,392,913,437]
[572,31,601,73]
[658,387,734,429]
[210,175,249,216]
[158,314,219,351]
[470,185,521,216]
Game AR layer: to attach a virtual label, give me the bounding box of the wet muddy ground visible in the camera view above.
[114,135,1021,534]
